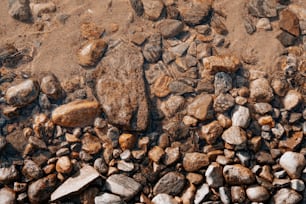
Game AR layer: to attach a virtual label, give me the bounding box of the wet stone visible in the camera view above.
[153,172,185,196]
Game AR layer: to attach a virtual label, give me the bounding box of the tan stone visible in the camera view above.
[279,9,300,36]
[119,133,137,151]
[56,156,72,174]
[183,152,209,172]
[82,133,102,155]
[77,39,107,67]
[148,146,165,163]
[201,55,240,75]
[152,75,173,97]
[187,94,212,120]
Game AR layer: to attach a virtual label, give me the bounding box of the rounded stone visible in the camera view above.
[246,186,270,202]
[56,156,72,174]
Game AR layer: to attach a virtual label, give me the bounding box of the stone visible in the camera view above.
[160,95,185,118]
[273,188,302,204]
[105,174,141,200]
[211,15,228,35]
[290,179,305,192]
[0,165,19,184]
[217,114,232,128]
[186,173,203,185]
[223,164,255,185]
[77,39,107,67]
[30,2,56,18]
[142,0,164,21]
[178,0,212,25]
[80,22,103,40]
[248,0,277,18]
[219,187,231,204]
[22,160,43,180]
[168,80,194,95]
[95,193,123,204]
[231,105,250,128]
[279,151,306,179]
[205,162,224,188]
[279,131,303,152]
[244,17,256,34]
[221,126,247,147]
[40,74,63,100]
[194,183,210,204]
[249,78,274,102]
[119,133,137,151]
[152,193,178,204]
[28,174,57,203]
[153,172,185,196]
[117,160,134,172]
[0,137,7,151]
[213,93,235,113]
[94,158,108,174]
[56,156,72,174]
[131,32,147,46]
[0,187,16,204]
[256,18,272,30]
[201,55,241,75]
[5,79,39,107]
[52,100,101,128]
[149,146,165,163]
[231,186,246,203]
[8,0,32,22]
[277,31,297,47]
[183,152,209,172]
[152,75,173,98]
[214,72,232,95]
[97,43,149,131]
[187,94,212,121]
[129,0,144,16]
[283,90,302,110]
[163,147,180,166]
[279,9,300,36]
[254,102,272,114]
[82,133,102,155]
[246,186,270,202]
[158,19,184,38]
[200,121,223,144]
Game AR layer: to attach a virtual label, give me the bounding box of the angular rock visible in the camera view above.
[279,9,300,36]
[119,133,137,151]
[283,90,302,110]
[277,31,297,47]
[153,172,185,196]
[158,19,184,38]
[223,164,255,185]
[77,39,107,67]
[254,102,272,114]
[28,174,57,203]
[183,152,209,172]
[168,80,194,95]
[142,0,164,20]
[96,43,149,131]
[279,151,306,179]
[201,55,241,75]
[187,94,212,120]
[51,100,101,128]
[152,75,173,98]
[273,188,302,204]
[5,79,40,107]
[105,174,141,200]
[231,186,246,203]
[163,147,180,166]
[271,78,289,96]
[249,78,273,102]
[0,165,19,184]
[279,131,303,152]
[231,105,250,128]
[205,162,224,188]
[200,121,223,144]
[213,93,235,112]
[221,126,247,147]
[0,187,16,204]
[214,72,232,95]
[152,193,178,204]
[8,0,32,22]
[178,0,212,25]
[22,160,43,180]
[51,165,100,201]
[194,183,210,204]
[117,160,134,172]
[160,95,185,118]
[248,0,277,18]
[246,186,270,202]
[82,133,102,155]
[95,193,123,204]
[40,74,63,100]
[256,18,272,30]
[148,146,165,163]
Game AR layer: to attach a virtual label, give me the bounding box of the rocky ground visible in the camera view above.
[0,0,306,203]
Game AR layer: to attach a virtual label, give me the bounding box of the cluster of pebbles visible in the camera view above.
[0,0,306,203]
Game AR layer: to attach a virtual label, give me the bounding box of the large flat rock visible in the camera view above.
[96,43,149,131]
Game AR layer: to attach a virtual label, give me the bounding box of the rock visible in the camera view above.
[246,186,270,202]
[148,146,165,163]
[194,183,210,204]
[0,137,7,151]
[178,0,212,25]
[219,187,231,204]
[256,18,272,30]
[231,105,250,128]
[30,2,56,18]
[153,172,185,195]
[168,80,194,95]
[273,188,302,204]
[214,72,232,95]
[279,131,303,152]
[142,34,162,63]
[290,179,305,192]
[97,43,149,131]
[51,165,99,201]
[95,193,123,204]
[160,95,185,118]
[82,133,102,155]
[105,174,141,200]
[248,0,277,18]
[187,94,212,120]
[5,79,39,107]
[163,147,180,166]
[205,162,224,188]
[223,164,255,185]
[158,19,184,38]
[152,75,173,98]
[231,186,246,203]
[201,55,241,75]
[142,0,164,20]
[8,0,32,22]
[117,160,134,172]
[94,158,108,175]
[0,187,16,204]
[279,151,306,179]
[279,9,300,36]
[183,152,209,172]
[283,90,302,110]
[213,93,235,113]
[249,78,273,102]
[200,121,223,144]
[168,41,190,57]
[77,39,107,67]
[119,133,137,151]
[254,102,272,114]
[244,17,256,34]
[51,100,101,128]
[221,126,247,147]
[271,78,289,96]
[152,193,178,204]
[40,74,63,100]
[28,174,57,203]
[22,160,43,180]
[277,31,297,47]
[0,165,19,184]
[186,173,203,185]
[129,0,144,16]
[55,156,72,174]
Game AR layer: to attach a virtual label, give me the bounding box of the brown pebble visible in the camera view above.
[56,156,72,174]
[119,133,137,151]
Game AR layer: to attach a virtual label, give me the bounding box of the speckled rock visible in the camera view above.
[201,55,241,75]
[200,121,223,144]
[22,160,43,180]
[213,93,235,112]
[214,72,232,95]
[222,126,247,147]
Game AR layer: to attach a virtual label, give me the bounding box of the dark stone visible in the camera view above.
[153,172,185,196]
[129,0,144,16]
[277,31,297,47]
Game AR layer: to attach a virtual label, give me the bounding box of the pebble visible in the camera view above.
[283,90,302,110]
[0,164,19,184]
[223,164,255,185]
[148,146,165,163]
[163,147,180,166]
[40,74,63,100]
[152,193,178,204]
[142,0,164,20]
[256,18,272,30]
[119,133,137,151]
[8,0,32,22]
[249,78,274,102]
[28,174,57,203]
[214,72,232,95]
[51,165,100,201]
[95,192,122,204]
[105,174,141,200]
[271,78,289,96]
[117,160,134,172]
[181,184,196,204]
[94,158,108,174]
[205,162,224,188]
[168,80,194,95]
[200,121,223,144]
[219,187,231,204]
[77,39,108,67]
[158,19,184,38]
[187,94,212,121]
[56,156,72,174]
[213,93,235,113]
[0,187,16,204]
[82,133,102,155]
[183,152,209,172]
[153,172,185,196]
[22,159,43,180]
[231,186,246,203]
[221,126,247,147]
[246,186,270,202]
[5,79,40,107]
[52,100,100,127]
[152,75,173,98]
[279,9,300,36]
[160,95,185,118]
[254,102,272,114]
[290,179,305,192]
[279,131,303,151]
[201,55,241,75]
[248,0,277,18]
[273,188,302,204]
[194,183,210,204]
[279,151,306,179]
[231,105,250,128]
[178,0,212,25]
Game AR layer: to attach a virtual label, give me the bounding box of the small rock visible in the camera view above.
[129,0,144,16]
[249,78,274,102]
[105,174,141,200]
[149,146,165,163]
[56,156,72,174]
[217,114,232,128]
[181,184,196,204]
[186,173,203,185]
[178,0,212,25]
[273,188,302,204]
[277,31,297,47]
[221,126,247,147]
[28,174,57,203]
[201,55,241,75]
[213,93,235,113]
[279,151,306,179]
[131,32,147,46]
[271,78,289,96]
[254,102,272,114]
[77,39,107,67]
[244,17,256,34]
[160,95,185,118]
[142,0,164,20]
[246,186,270,202]
[22,160,43,180]
[0,164,19,184]
[158,19,184,38]
[183,152,209,172]
[152,193,178,204]
[82,133,102,155]
[187,94,212,121]
[182,115,198,126]
[219,187,231,204]
[214,72,232,95]
[80,22,103,40]
[200,121,223,144]
[231,186,246,203]
[168,80,194,95]
[248,0,277,18]
[0,187,16,204]
[95,193,123,204]
[279,9,300,36]
[117,160,134,172]
[279,131,303,152]
[153,172,185,196]
[223,164,255,185]
[231,105,250,128]
[194,183,210,204]
[283,90,302,110]
[8,0,32,22]
[30,2,56,18]
[51,100,101,128]
[152,75,173,98]
[163,147,180,166]
[256,18,272,30]
[290,179,305,192]
[40,74,63,100]
[5,79,40,107]
[94,158,108,175]
[205,162,224,188]
[119,133,137,151]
